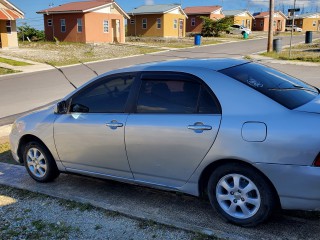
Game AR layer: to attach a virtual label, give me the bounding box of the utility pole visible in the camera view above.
[267,0,274,52]
[289,0,297,58]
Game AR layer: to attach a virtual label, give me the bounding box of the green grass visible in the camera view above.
[0,57,31,66]
[261,39,320,62]
[0,67,20,75]
[0,142,18,165]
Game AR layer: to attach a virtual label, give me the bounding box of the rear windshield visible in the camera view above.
[219,63,318,109]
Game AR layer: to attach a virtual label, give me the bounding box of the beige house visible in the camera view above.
[290,13,320,31]
[223,10,254,29]
[127,4,187,38]
[0,0,24,48]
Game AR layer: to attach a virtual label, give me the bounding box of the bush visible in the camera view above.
[18,24,45,41]
[201,16,234,37]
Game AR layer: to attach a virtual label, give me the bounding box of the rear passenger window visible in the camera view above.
[136,73,221,114]
[137,80,200,113]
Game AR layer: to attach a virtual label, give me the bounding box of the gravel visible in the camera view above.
[0,185,217,240]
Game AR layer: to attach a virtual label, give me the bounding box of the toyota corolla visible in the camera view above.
[10,59,320,226]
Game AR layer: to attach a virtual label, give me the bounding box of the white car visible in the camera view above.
[227,24,251,35]
[285,25,303,32]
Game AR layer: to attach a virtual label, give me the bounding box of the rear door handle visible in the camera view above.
[188,123,212,131]
[106,120,123,129]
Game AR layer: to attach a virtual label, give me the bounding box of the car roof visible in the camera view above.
[116,58,249,73]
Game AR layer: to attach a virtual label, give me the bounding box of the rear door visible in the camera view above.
[125,72,222,187]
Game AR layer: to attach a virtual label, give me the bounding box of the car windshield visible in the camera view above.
[219,62,318,109]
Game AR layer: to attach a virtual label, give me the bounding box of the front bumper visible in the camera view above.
[9,129,22,164]
[255,163,320,211]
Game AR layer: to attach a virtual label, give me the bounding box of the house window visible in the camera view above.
[273,20,276,27]
[142,18,147,29]
[313,20,316,27]
[260,22,263,27]
[47,19,52,27]
[157,18,161,29]
[77,18,83,32]
[242,20,245,26]
[60,19,66,32]
[103,20,109,33]
[173,19,177,29]
[253,20,256,27]
[130,19,135,24]
[6,20,11,34]
[191,18,195,26]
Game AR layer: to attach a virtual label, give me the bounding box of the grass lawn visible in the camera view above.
[261,39,320,62]
[0,67,21,75]
[0,57,31,66]
[0,142,18,165]
[3,41,162,66]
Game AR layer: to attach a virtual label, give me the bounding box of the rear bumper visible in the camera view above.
[255,163,320,211]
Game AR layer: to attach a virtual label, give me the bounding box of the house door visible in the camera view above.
[277,20,282,31]
[112,19,120,43]
[179,19,184,38]
[246,19,251,29]
[318,20,320,31]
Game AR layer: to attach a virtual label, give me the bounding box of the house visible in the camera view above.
[252,11,287,32]
[184,6,223,33]
[288,13,320,31]
[127,4,187,38]
[37,0,129,43]
[223,10,254,29]
[0,0,24,48]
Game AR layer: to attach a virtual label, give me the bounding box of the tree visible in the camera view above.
[201,16,234,37]
[18,24,45,41]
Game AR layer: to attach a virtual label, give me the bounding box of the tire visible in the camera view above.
[23,141,60,182]
[207,163,275,227]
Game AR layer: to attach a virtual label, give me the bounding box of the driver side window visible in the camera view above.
[70,74,135,113]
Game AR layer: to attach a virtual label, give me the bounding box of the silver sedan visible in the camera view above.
[9,59,320,226]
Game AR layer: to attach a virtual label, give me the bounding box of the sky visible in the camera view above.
[9,0,320,30]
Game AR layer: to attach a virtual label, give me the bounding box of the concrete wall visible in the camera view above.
[0,20,18,48]
[234,15,253,29]
[253,17,286,32]
[164,13,186,37]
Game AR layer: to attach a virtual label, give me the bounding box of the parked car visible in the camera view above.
[285,25,303,32]
[10,59,320,227]
[226,24,251,35]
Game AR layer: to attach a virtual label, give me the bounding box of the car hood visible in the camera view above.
[295,94,320,114]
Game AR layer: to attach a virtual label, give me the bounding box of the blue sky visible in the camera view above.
[9,0,320,30]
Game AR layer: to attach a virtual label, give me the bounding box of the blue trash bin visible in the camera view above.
[194,34,201,46]
[306,31,313,44]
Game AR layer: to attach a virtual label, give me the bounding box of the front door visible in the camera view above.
[54,73,136,179]
[112,19,120,43]
[125,72,222,187]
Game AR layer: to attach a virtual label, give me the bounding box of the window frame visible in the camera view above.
[103,20,109,33]
[173,19,178,29]
[60,19,66,32]
[77,18,83,33]
[6,20,11,34]
[191,18,196,26]
[130,19,135,24]
[47,19,52,27]
[142,18,147,29]
[132,71,222,115]
[156,18,161,29]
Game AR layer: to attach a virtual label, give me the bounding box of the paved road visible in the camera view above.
[0,162,319,240]
[0,34,318,123]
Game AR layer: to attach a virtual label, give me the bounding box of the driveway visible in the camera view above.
[0,162,319,240]
[0,33,319,123]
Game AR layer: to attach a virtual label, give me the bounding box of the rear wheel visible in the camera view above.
[207,163,275,227]
[23,141,60,182]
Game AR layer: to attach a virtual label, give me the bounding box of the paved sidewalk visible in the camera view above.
[0,162,319,240]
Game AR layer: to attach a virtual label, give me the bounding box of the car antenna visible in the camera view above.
[45,62,77,89]
[79,61,99,76]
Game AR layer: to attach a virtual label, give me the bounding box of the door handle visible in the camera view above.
[188,123,212,131]
[106,120,123,129]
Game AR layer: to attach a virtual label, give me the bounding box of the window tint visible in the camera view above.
[220,63,318,109]
[70,75,134,113]
[137,80,200,113]
[199,87,220,114]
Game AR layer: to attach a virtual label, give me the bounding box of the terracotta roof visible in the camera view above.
[184,6,221,15]
[0,8,23,20]
[37,0,113,13]
[253,11,269,18]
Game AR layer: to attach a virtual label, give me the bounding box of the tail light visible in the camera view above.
[313,153,320,167]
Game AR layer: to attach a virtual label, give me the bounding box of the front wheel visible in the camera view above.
[23,141,60,182]
[207,163,275,227]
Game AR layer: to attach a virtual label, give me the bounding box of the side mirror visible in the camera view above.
[54,101,68,114]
